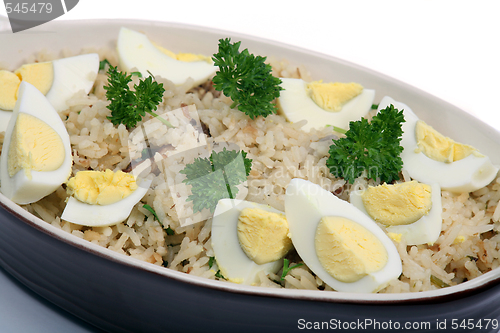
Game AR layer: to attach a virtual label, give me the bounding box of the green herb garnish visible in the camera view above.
[143,204,175,235]
[281,259,304,281]
[430,275,450,288]
[104,65,172,129]
[99,59,111,71]
[212,38,283,119]
[208,257,215,269]
[371,103,379,110]
[130,71,143,77]
[215,270,226,280]
[143,204,160,221]
[326,104,405,184]
[180,148,252,214]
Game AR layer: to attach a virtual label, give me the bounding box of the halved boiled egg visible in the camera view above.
[61,169,152,227]
[285,178,402,293]
[379,96,499,193]
[211,199,292,285]
[0,81,73,204]
[0,53,99,131]
[117,27,217,90]
[276,78,375,132]
[350,181,442,245]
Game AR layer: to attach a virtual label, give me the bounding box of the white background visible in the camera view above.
[1,1,500,332]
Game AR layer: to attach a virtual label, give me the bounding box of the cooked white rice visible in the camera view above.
[13,45,500,294]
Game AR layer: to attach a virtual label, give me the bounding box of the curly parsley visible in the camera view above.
[104,66,172,129]
[212,38,283,119]
[180,148,252,214]
[326,104,405,184]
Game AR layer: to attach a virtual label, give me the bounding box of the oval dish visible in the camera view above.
[1,18,500,332]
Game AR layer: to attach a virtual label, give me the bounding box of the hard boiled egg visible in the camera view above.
[0,81,73,204]
[285,178,402,293]
[379,96,499,193]
[117,27,217,90]
[350,181,443,245]
[0,54,99,131]
[276,78,375,132]
[211,199,292,285]
[61,169,152,227]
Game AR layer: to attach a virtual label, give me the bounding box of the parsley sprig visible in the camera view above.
[104,66,172,129]
[326,104,405,184]
[180,148,252,213]
[212,38,283,119]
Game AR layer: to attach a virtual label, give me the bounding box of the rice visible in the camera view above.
[15,45,500,294]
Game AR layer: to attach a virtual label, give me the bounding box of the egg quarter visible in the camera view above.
[0,81,73,204]
[61,176,153,227]
[0,53,99,133]
[350,182,443,246]
[285,178,402,293]
[379,96,499,193]
[276,78,375,132]
[211,199,290,285]
[117,27,217,90]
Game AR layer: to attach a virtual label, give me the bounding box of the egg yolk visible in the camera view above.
[315,216,387,283]
[0,70,21,110]
[66,169,138,205]
[0,62,54,111]
[306,81,363,112]
[7,113,65,179]
[153,43,212,63]
[237,207,292,265]
[415,120,477,163]
[361,181,432,226]
[14,62,54,95]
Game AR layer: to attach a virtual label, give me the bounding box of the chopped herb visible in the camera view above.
[143,204,160,221]
[180,148,252,213]
[130,71,143,77]
[371,103,379,110]
[467,255,479,262]
[215,270,226,280]
[104,65,172,129]
[212,38,283,119]
[99,59,111,71]
[208,257,215,269]
[281,258,304,281]
[326,125,347,135]
[430,275,450,288]
[143,204,175,235]
[326,104,405,184]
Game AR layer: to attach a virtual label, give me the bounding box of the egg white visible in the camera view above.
[211,199,285,285]
[277,78,375,132]
[349,183,443,245]
[45,53,99,112]
[0,54,98,133]
[117,27,217,90]
[61,177,153,227]
[0,82,73,204]
[284,178,402,293]
[379,96,499,193]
